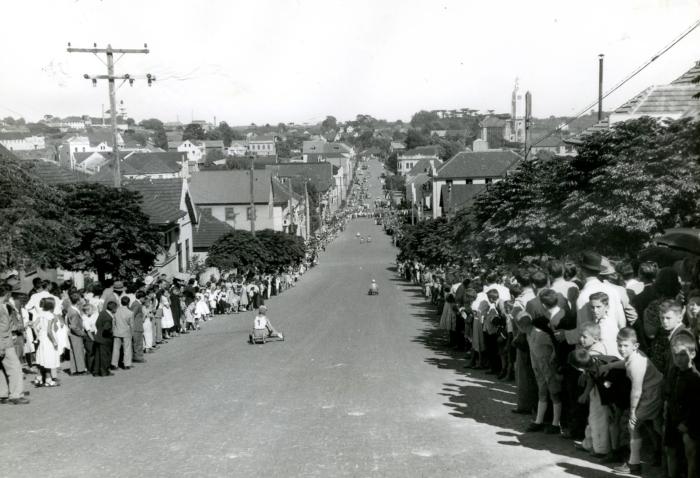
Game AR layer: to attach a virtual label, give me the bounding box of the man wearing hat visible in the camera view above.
[558,251,626,353]
[0,282,28,404]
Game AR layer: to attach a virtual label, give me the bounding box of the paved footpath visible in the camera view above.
[0,164,616,478]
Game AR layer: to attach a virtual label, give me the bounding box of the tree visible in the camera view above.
[206,230,267,272]
[321,115,337,131]
[58,183,163,281]
[0,152,74,271]
[410,110,440,129]
[255,229,306,272]
[386,152,398,173]
[182,123,206,142]
[139,118,168,149]
[217,121,235,147]
[126,117,136,127]
[405,128,429,150]
[205,149,224,164]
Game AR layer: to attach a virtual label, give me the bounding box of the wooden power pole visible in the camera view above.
[67,43,153,188]
[249,154,256,236]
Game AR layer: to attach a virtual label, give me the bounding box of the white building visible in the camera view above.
[0,133,46,151]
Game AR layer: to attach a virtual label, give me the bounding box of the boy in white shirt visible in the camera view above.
[249,306,283,343]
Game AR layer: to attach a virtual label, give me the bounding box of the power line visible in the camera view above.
[528,17,700,152]
[67,43,154,187]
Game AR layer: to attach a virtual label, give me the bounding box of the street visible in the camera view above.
[0,161,614,478]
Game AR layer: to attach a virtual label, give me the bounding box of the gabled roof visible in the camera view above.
[266,162,334,193]
[303,140,350,155]
[408,157,442,177]
[271,177,301,205]
[24,159,91,185]
[398,145,440,158]
[123,152,185,174]
[440,184,487,211]
[530,135,565,148]
[121,178,187,225]
[189,169,272,204]
[192,209,234,250]
[437,150,521,179]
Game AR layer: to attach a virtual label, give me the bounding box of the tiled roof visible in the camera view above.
[398,145,440,158]
[123,152,185,174]
[192,209,234,250]
[302,141,349,155]
[24,159,91,185]
[248,134,276,142]
[0,132,32,140]
[530,135,565,148]
[122,178,186,225]
[671,60,700,85]
[437,150,521,179]
[200,140,224,148]
[189,169,272,204]
[267,162,334,193]
[87,128,117,147]
[440,184,487,211]
[613,84,700,116]
[271,177,301,204]
[407,158,442,177]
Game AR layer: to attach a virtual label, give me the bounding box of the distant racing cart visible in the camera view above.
[368,280,379,295]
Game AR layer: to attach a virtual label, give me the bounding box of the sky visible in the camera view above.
[1,0,699,126]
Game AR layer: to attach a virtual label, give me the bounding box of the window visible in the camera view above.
[225,207,236,221]
[185,239,190,268]
[177,242,183,273]
[200,207,212,216]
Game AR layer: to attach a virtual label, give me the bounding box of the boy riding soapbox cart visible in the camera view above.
[368,279,379,296]
[248,306,285,344]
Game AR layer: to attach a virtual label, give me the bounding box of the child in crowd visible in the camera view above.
[184,300,198,331]
[573,323,627,459]
[480,289,504,375]
[658,299,693,376]
[665,333,700,478]
[612,327,663,476]
[687,291,700,332]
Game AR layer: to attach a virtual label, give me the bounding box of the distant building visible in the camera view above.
[431,150,521,218]
[247,134,276,157]
[397,145,440,176]
[0,133,46,151]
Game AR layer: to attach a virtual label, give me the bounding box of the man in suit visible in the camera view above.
[93,300,116,377]
[111,296,134,370]
[0,283,28,404]
[65,291,87,375]
[130,291,146,364]
[169,286,182,336]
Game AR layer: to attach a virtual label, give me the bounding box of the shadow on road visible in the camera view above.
[397,277,620,478]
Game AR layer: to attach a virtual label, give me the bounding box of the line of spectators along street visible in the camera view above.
[399,252,700,478]
[0,263,319,404]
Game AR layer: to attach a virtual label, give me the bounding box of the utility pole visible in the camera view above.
[524,91,532,160]
[249,154,256,236]
[304,180,310,239]
[67,43,153,188]
[598,54,605,121]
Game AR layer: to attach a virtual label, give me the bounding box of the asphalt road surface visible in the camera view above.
[0,161,615,477]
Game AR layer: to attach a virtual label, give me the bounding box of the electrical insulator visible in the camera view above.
[129,79,134,86]
[92,79,97,87]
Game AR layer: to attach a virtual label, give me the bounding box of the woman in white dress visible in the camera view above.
[34,298,61,387]
[142,297,154,352]
[159,295,175,339]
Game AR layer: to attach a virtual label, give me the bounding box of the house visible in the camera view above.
[227,140,248,157]
[390,141,406,154]
[123,178,198,277]
[169,140,203,166]
[267,162,339,218]
[431,150,521,218]
[405,173,432,220]
[406,157,442,179]
[529,135,577,157]
[189,169,280,232]
[0,133,46,151]
[60,130,125,169]
[25,159,197,279]
[90,152,189,181]
[397,145,440,176]
[200,140,225,152]
[439,183,487,217]
[609,60,700,124]
[247,134,277,157]
[479,116,508,148]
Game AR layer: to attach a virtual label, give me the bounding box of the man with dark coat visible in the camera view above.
[169,286,182,335]
[92,301,116,377]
